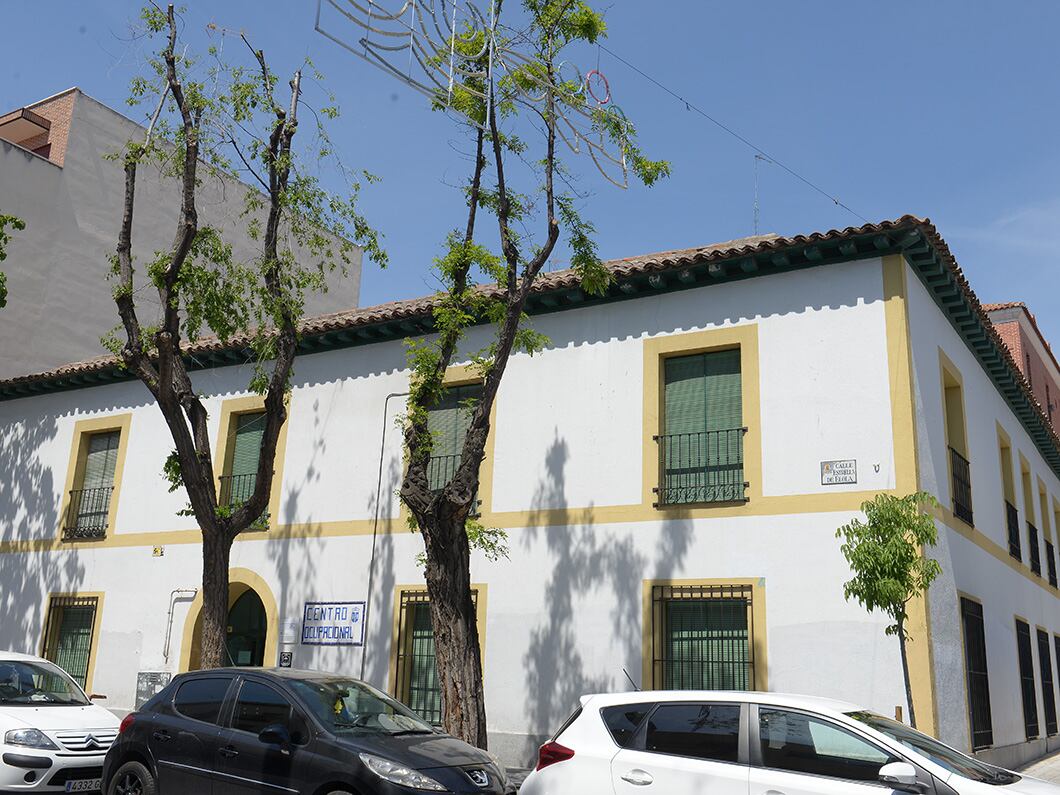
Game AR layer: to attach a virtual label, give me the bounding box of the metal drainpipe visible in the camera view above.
[163,588,199,665]
[360,391,409,681]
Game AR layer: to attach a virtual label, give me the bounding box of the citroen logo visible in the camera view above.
[84,735,100,750]
[466,769,489,787]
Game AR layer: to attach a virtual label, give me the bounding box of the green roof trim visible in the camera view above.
[3,216,1059,482]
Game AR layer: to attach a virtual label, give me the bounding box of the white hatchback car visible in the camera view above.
[0,651,120,793]
[520,690,1057,795]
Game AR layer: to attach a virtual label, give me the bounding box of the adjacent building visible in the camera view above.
[0,215,1058,769]
[986,302,1060,429]
[0,88,362,379]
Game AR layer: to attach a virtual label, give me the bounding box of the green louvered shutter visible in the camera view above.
[664,598,750,691]
[426,384,482,491]
[76,431,120,530]
[228,412,266,505]
[662,350,743,503]
[407,602,442,724]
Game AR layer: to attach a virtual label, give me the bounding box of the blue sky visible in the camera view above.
[4,1,1060,341]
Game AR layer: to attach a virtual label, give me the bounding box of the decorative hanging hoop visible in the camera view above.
[585,68,611,105]
[555,60,586,100]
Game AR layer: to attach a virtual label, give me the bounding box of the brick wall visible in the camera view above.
[24,89,77,166]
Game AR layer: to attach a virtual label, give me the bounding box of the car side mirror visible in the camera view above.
[879,761,927,794]
[258,723,292,753]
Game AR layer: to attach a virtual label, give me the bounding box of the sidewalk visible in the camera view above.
[1022,750,1060,783]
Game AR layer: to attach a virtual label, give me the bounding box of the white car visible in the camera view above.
[520,690,1057,795]
[0,651,120,793]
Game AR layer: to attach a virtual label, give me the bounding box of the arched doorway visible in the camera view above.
[226,589,266,667]
[180,569,278,671]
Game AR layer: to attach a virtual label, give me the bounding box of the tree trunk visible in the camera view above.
[422,514,487,749]
[897,619,917,729]
[198,529,232,669]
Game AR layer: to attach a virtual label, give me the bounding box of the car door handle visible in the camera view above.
[151,731,171,742]
[620,769,654,786]
[218,746,239,759]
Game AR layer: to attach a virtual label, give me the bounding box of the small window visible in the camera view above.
[426,383,483,494]
[601,704,652,748]
[644,703,740,762]
[658,350,745,506]
[758,708,895,782]
[394,589,480,725]
[174,677,232,724]
[65,430,121,539]
[1016,620,1039,740]
[221,411,266,510]
[40,596,99,689]
[1038,630,1058,736]
[232,680,306,742]
[650,583,754,691]
[959,598,993,750]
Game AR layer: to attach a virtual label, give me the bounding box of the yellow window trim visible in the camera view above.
[387,582,488,698]
[1020,453,1037,528]
[177,567,279,672]
[39,591,105,696]
[1038,478,1052,542]
[938,348,969,458]
[58,414,132,540]
[213,395,289,531]
[640,577,767,693]
[642,324,762,510]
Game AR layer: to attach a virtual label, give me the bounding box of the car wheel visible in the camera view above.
[109,761,157,795]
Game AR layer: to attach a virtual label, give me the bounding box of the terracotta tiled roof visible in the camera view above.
[0,215,957,391]
[983,301,1027,311]
[2,213,1060,476]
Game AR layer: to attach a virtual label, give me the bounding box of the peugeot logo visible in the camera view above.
[466,769,489,787]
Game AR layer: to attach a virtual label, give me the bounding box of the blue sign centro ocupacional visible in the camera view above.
[301,601,366,646]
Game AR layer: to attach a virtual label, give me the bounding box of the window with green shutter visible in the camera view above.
[651,584,754,691]
[657,349,745,505]
[41,596,99,690]
[394,590,479,725]
[426,384,482,492]
[66,430,120,538]
[222,412,266,508]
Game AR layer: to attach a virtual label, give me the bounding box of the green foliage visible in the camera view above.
[0,212,26,309]
[162,449,196,517]
[115,6,386,389]
[415,516,510,568]
[836,492,943,637]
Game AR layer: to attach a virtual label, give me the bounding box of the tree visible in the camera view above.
[396,1,669,746]
[110,5,382,669]
[836,492,942,728]
[0,212,26,309]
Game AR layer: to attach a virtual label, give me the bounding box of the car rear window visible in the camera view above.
[645,703,741,762]
[601,704,652,747]
[174,677,232,724]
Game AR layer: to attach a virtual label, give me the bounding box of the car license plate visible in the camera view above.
[65,779,102,792]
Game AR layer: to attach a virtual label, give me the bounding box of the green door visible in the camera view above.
[226,590,267,667]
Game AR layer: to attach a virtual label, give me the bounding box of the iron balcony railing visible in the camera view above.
[1029,523,1042,577]
[63,487,113,540]
[654,428,748,507]
[218,474,267,529]
[1007,501,1022,561]
[219,473,257,508]
[949,447,974,526]
[426,454,480,515]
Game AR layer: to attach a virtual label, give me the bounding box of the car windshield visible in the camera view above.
[289,678,436,737]
[0,659,89,706]
[847,711,1018,785]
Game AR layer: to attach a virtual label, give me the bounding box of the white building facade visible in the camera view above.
[0,216,1057,768]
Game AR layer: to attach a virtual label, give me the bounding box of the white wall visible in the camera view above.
[907,258,1060,757]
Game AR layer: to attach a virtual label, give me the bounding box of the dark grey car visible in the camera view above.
[102,668,506,794]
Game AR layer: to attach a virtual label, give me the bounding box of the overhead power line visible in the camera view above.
[597,43,870,225]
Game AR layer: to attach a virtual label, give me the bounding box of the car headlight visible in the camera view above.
[359,752,447,791]
[5,728,59,750]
